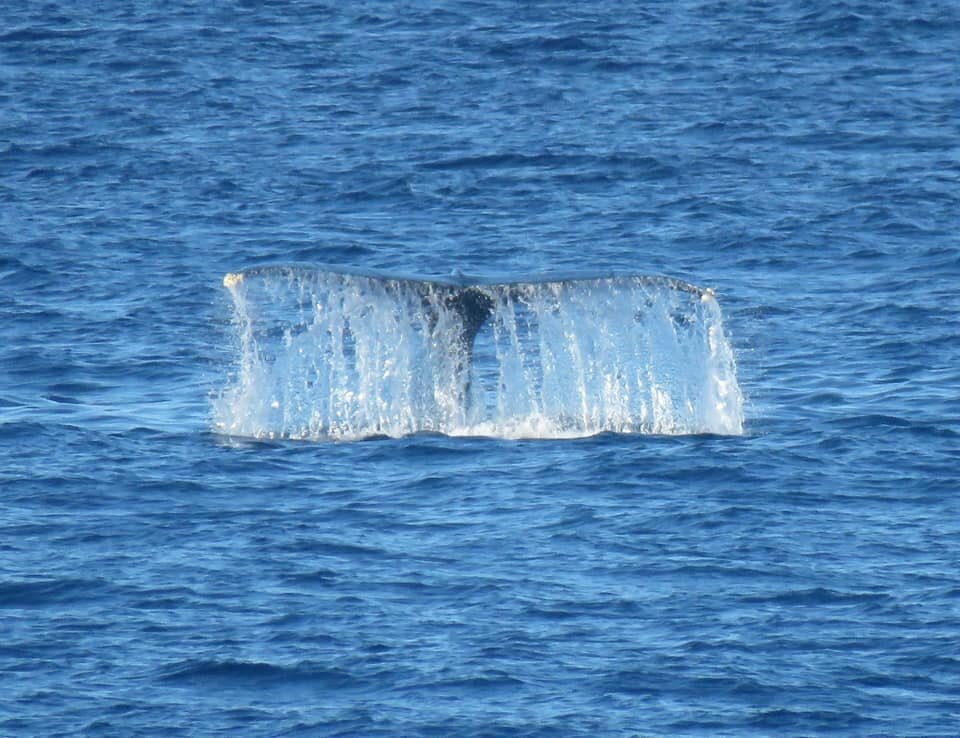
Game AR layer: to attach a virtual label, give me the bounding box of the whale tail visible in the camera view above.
[215,266,742,440]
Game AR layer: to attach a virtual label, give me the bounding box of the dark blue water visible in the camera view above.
[3,1,959,734]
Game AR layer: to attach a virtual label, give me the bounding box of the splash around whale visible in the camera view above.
[213,265,744,440]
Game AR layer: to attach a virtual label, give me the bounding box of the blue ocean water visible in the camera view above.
[2,0,959,734]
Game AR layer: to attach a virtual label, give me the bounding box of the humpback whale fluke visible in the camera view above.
[214,265,743,440]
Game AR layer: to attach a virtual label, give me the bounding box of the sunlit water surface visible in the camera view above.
[2,1,959,735]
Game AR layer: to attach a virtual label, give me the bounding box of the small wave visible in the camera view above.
[410,672,526,691]
[0,27,96,44]
[422,152,589,171]
[159,659,361,689]
[741,587,893,607]
[0,577,110,607]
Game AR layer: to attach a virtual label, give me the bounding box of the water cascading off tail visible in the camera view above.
[213,266,744,440]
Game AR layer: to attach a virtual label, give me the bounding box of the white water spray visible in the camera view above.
[213,266,743,440]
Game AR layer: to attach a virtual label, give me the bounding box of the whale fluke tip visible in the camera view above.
[223,272,244,288]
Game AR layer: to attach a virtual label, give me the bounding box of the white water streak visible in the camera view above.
[213,267,744,440]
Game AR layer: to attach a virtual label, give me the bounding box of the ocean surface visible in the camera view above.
[2,1,959,734]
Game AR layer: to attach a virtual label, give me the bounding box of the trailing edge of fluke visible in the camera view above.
[221,264,716,352]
